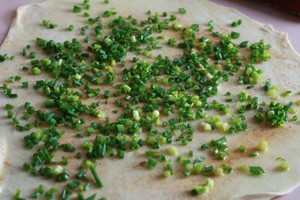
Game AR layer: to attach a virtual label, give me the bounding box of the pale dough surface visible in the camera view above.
[1,0,300,199]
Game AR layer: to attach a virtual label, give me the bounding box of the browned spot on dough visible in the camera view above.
[221,124,295,167]
[4,161,11,167]
[136,161,146,168]
[251,126,291,141]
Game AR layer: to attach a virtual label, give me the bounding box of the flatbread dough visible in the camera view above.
[1,0,300,199]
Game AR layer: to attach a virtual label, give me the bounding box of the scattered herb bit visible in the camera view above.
[167,145,178,156]
[103,8,117,17]
[249,151,260,157]
[249,166,265,176]
[191,178,214,196]
[1,83,18,98]
[73,5,82,13]
[230,31,240,39]
[231,19,242,27]
[86,160,103,188]
[21,82,29,88]
[178,8,187,14]
[68,25,74,31]
[42,19,58,29]
[0,53,10,62]
[258,140,268,152]
[239,41,249,48]
[147,157,158,170]
[275,157,290,171]
[239,145,247,152]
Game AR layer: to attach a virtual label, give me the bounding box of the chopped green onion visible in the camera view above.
[42,20,58,29]
[73,5,82,13]
[230,31,240,39]
[258,140,268,152]
[239,145,247,152]
[68,24,74,31]
[86,160,103,188]
[147,157,158,170]
[249,166,265,176]
[178,8,187,14]
[231,19,242,27]
[167,145,178,156]
[276,157,290,171]
[33,67,42,75]
[21,82,29,88]
[191,178,214,196]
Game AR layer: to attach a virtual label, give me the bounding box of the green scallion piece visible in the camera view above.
[73,5,82,13]
[178,8,187,14]
[86,160,103,188]
[249,166,265,176]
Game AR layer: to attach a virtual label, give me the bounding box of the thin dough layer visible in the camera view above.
[1,0,300,199]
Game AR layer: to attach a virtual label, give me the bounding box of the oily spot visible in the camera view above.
[65,157,82,174]
[4,162,11,168]
[136,160,147,168]
[223,146,258,167]
[133,169,162,187]
[52,129,76,145]
[250,125,295,146]
[221,124,296,167]
[230,125,291,149]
